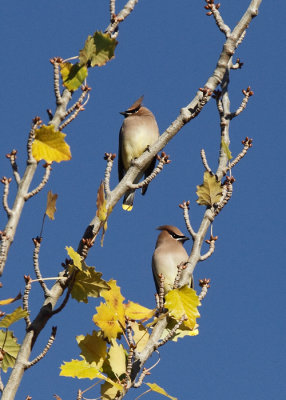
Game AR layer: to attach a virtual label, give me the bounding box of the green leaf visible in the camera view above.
[60,62,88,91]
[221,140,232,160]
[71,263,110,303]
[79,35,97,66]
[196,171,223,206]
[0,330,20,372]
[0,307,28,329]
[79,31,118,68]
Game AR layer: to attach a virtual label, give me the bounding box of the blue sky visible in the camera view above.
[0,1,285,399]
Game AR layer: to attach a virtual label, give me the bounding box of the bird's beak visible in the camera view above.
[119,111,127,116]
[179,236,190,243]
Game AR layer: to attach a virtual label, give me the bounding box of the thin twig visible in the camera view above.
[214,177,234,216]
[128,152,170,190]
[64,85,91,118]
[27,117,42,163]
[59,104,84,130]
[1,177,12,216]
[104,153,116,196]
[230,87,254,119]
[6,150,21,185]
[105,0,140,38]
[200,149,212,174]
[25,164,52,200]
[173,262,186,289]
[32,237,50,296]
[179,201,197,240]
[50,58,63,105]
[198,279,211,301]
[205,1,231,37]
[25,327,57,369]
[110,0,116,20]
[200,235,218,261]
[23,276,32,328]
[156,315,187,348]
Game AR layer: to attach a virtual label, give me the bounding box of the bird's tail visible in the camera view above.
[122,190,135,211]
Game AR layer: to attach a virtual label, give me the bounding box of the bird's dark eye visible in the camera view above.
[170,232,183,240]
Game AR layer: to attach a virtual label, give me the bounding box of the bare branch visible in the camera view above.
[50,57,63,105]
[6,150,21,185]
[205,1,231,37]
[200,235,218,261]
[32,237,50,296]
[179,201,197,240]
[110,0,116,21]
[25,327,57,369]
[104,153,116,196]
[1,177,12,216]
[156,315,187,348]
[128,152,170,190]
[23,275,32,328]
[25,164,52,200]
[106,0,140,38]
[214,176,234,216]
[198,278,211,301]
[200,149,213,174]
[230,87,254,119]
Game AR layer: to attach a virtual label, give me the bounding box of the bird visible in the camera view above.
[118,95,159,211]
[152,225,193,294]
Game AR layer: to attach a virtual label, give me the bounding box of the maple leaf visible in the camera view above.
[196,171,223,206]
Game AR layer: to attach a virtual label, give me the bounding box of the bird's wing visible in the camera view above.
[118,127,125,181]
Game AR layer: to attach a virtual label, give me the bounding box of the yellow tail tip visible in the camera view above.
[122,204,133,211]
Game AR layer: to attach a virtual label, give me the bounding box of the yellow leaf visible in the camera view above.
[196,171,223,206]
[0,329,20,372]
[165,286,200,330]
[32,125,71,163]
[66,246,82,270]
[93,303,124,340]
[77,331,107,368]
[96,181,107,222]
[70,264,110,303]
[101,381,123,400]
[130,321,150,352]
[0,307,29,329]
[0,292,21,306]
[221,139,232,160]
[60,62,88,91]
[101,280,125,329]
[45,190,58,220]
[60,358,122,390]
[146,382,178,400]
[124,301,155,321]
[108,339,126,377]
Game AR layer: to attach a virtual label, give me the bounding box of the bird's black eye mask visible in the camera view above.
[169,231,185,240]
[127,104,141,114]
[120,104,141,117]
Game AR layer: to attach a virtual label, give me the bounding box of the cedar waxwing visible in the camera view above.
[152,225,194,294]
[118,96,159,211]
